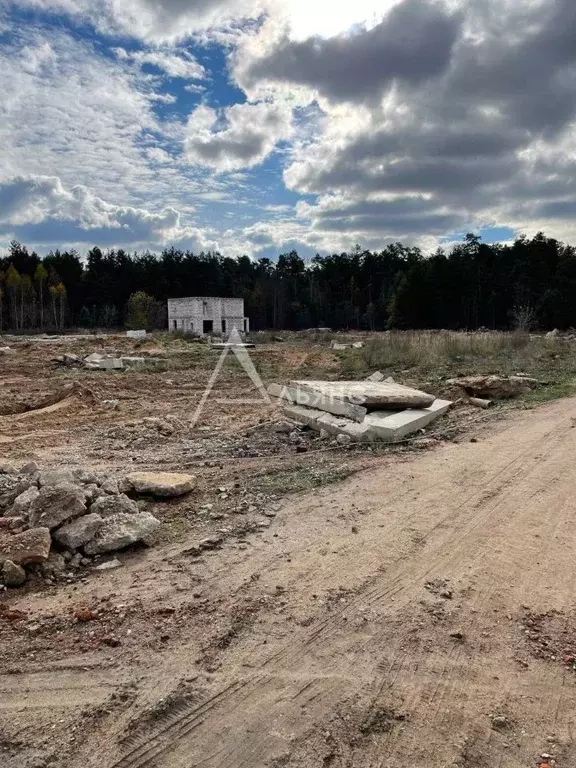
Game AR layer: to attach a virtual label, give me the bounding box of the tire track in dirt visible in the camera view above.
[364,420,576,766]
[105,402,576,768]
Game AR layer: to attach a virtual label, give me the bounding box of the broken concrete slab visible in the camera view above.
[283,404,370,441]
[283,398,452,443]
[268,383,367,423]
[290,380,435,409]
[362,399,452,442]
[95,357,125,370]
[126,330,147,339]
[366,371,385,382]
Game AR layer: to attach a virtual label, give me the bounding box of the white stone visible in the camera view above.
[124,472,196,498]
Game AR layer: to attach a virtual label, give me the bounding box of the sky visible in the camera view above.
[1,0,576,259]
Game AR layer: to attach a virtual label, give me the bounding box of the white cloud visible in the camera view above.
[0,174,179,234]
[8,0,576,257]
[113,47,205,79]
[184,101,293,171]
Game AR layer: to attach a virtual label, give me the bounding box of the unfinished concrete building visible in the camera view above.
[167,297,249,335]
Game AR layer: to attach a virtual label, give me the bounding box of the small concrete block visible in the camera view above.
[366,371,385,382]
[126,330,147,339]
[97,358,125,370]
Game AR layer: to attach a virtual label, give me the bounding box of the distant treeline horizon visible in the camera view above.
[1,232,575,332]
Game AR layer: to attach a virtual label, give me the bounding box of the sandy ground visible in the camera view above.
[1,336,575,768]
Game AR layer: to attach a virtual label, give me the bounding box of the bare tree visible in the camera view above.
[511,303,536,333]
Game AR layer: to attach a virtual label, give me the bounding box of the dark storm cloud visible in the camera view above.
[239,0,462,103]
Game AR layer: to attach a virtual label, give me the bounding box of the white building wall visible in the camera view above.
[167,297,249,334]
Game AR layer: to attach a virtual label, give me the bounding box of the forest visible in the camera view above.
[1,232,576,332]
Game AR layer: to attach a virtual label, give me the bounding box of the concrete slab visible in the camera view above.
[96,358,125,370]
[290,380,435,409]
[127,330,147,339]
[268,383,367,423]
[282,404,370,440]
[363,399,452,442]
[283,399,452,443]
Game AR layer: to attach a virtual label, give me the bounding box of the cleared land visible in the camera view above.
[1,331,576,768]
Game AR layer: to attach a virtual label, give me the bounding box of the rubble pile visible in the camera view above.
[269,377,452,443]
[0,464,195,588]
[53,352,164,371]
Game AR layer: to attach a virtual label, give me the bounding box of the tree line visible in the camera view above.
[1,232,576,332]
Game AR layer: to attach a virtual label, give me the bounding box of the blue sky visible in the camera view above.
[0,0,574,259]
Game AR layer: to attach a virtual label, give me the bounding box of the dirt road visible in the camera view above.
[5,397,576,767]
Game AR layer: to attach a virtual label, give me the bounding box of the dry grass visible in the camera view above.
[339,331,576,402]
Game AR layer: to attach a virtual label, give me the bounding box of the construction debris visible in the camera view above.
[126,329,147,339]
[0,464,192,588]
[269,379,451,443]
[330,340,365,350]
[290,380,435,409]
[124,471,196,498]
[448,374,539,398]
[468,396,493,409]
[54,351,164,371]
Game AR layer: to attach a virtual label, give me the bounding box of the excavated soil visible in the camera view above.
[1,335,572,768]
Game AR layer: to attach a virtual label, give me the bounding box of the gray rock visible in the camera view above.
[9,486,39,517]
[0,527,51,565]
[90,493,139,518]
[39,552,67,579]
[100,477,120,495]
[38,468,76,487]
[2,560,26,587]
[0,476,31,512]
[336,434,352,445]
[20,461,39,475]
[72,468,99,485]
[53,513,105,550]
[84,511,160,554]
[83,483,104,502]
[29,484,86,529]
